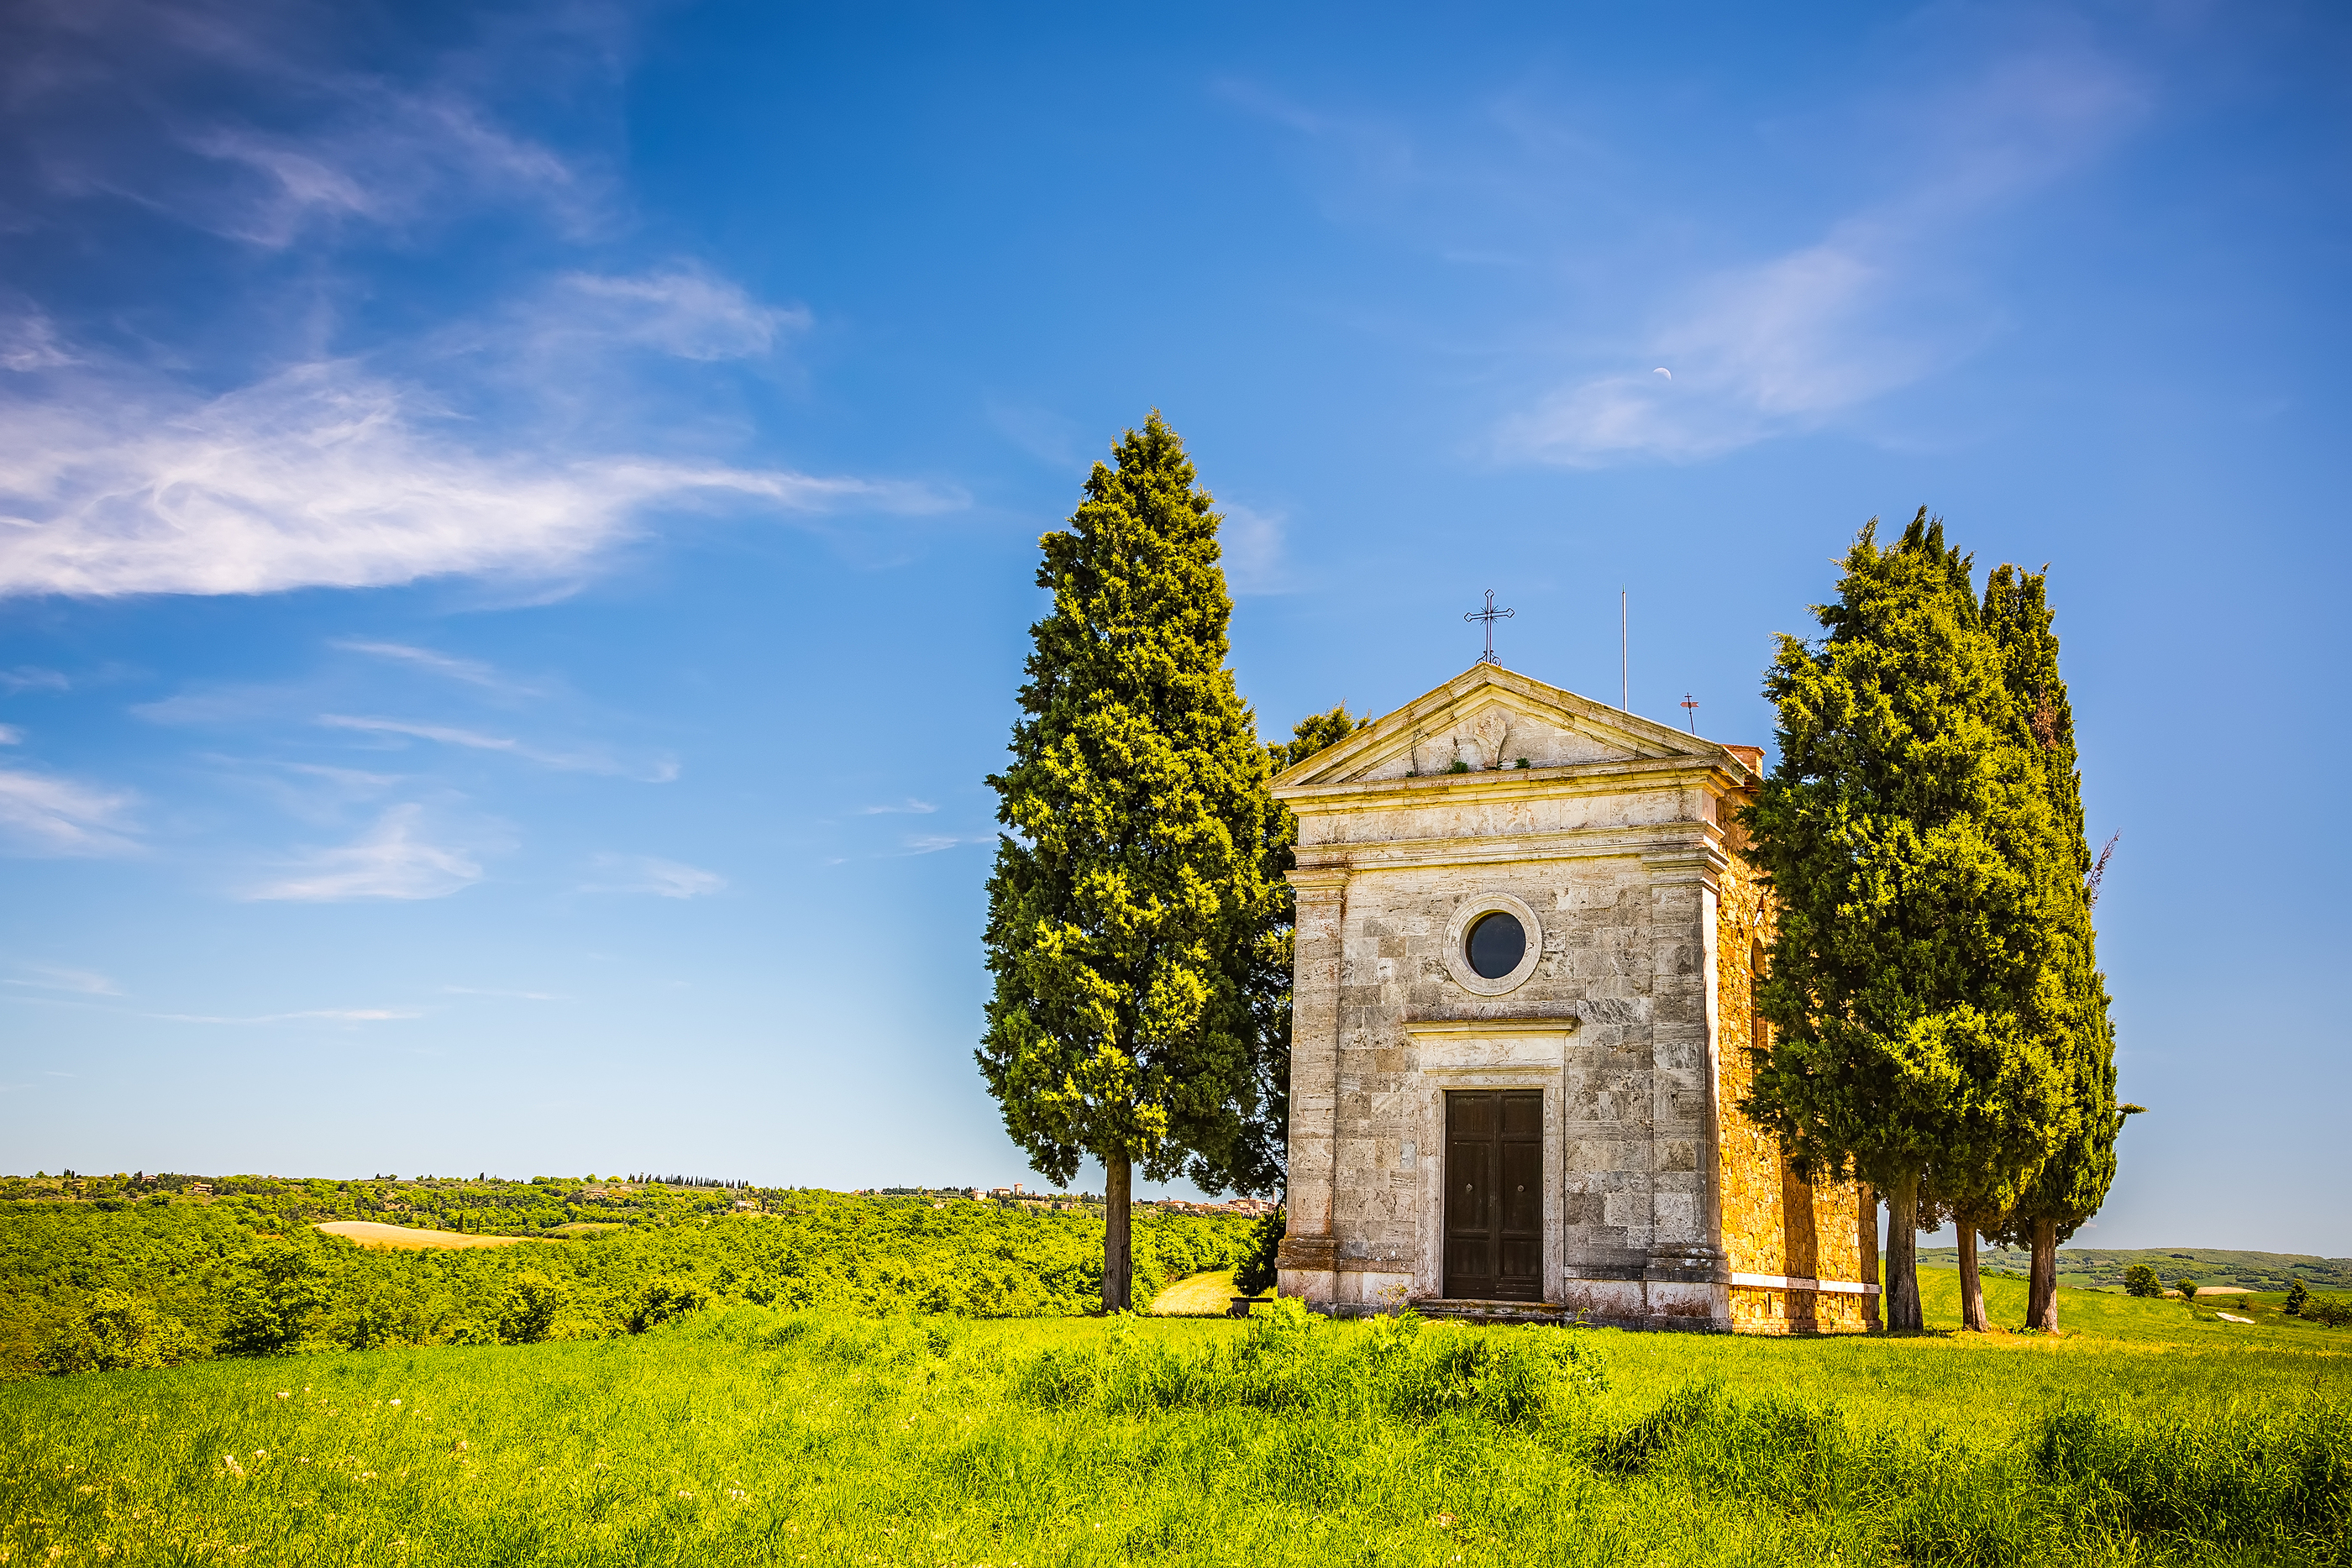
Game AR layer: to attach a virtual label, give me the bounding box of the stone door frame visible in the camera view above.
[1403,1019,1579,1308]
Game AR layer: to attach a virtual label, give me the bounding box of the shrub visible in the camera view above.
[2305,1295,2352,1329]
[2287,1279,2312,1317]
[2122,1265,2160,1298]
[628,1276,711,1333]
[218,1238,331,1356]
[498,1271,570,1344]
[39,1291,200,1374]
[1233,1208,1283,1298]
[2176,1277,2200,1303]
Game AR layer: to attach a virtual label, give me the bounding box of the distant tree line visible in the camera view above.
[6,1190,1255,1377]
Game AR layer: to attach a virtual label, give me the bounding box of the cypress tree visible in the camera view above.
[979,413,1284,1313]
[1980,564,2135,1332]
[1743,511,2069,1332]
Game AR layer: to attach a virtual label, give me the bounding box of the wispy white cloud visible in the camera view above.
[181,93,584,249]
[1,313,76,373]
[899,833,992,857]
[553,268,809,362]
[1219,501,1289,595]
[4,0,604,251]
[1497,48,2150,465]
[0,768,138,856]
[581,853,726,899]
[3,961,122,995]
[246,804,483,901]
[858,798,937,815]
[0,668,70,694]
[331,639,520,692]
[0,725,21,745]
[984,398,1087,469]
[442,985,565,1001]
[148,1007,421,1024]
[0,360,964,598]
[317,713,678,782]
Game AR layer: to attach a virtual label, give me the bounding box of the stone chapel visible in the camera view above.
[1269,662,1880,1334]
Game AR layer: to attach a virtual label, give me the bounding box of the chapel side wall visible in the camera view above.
[1714,836,1877,1335]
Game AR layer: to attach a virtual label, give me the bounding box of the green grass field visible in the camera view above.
[7,1267,2351,1566]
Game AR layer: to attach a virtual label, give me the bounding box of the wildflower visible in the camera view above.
[275,1392,290,1400]
[389,1399,402,1408]
[1434,1513,1456,1529]
[222,1455,246,1477]
[727,1489,745,1500]
[252,1451,266,1459]
[676,1490,693,1499]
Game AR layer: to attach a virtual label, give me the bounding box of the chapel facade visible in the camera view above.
[1270,663,1879,1334]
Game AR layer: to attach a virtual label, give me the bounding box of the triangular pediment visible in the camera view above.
[1273,663,1749,789]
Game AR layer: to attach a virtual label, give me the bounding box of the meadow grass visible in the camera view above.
[6,1272,2350,1567]
[1145,1269,1269,1317]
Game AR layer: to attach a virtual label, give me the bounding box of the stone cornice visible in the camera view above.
[1275,751,1743,809]
[1640,843,1730,885]
[1401,1017,1583,1037]
[1289,820,1724,875]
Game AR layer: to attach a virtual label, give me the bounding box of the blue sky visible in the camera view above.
[3,1,2346,1250]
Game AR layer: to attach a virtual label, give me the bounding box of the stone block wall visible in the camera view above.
[1714,831,1879,1335]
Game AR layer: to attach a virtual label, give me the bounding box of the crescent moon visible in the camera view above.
[1653,367,1672,380]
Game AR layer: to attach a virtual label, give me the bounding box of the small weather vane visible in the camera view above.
[1465,589,1514,666]
[1680,692,1700,734]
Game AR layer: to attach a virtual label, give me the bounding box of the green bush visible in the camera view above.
[497,1271,570,1344]
[2288,1279,2312,1316]
[2176,1277,2200,1303]
[37,1291,199,1373]
[1232,1208,1283,1297]
[2306,1295,2352,1329]
[627,1276,710,1333]
[218,1240,330,1356]
[2122,1264,2160,1298]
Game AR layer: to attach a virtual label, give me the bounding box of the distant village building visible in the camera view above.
[1271,664,1877,1335]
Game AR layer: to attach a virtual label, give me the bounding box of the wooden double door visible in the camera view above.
[1443,1089,1543,1302]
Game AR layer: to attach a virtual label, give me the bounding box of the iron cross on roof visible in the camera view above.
[1464,589,1514,666]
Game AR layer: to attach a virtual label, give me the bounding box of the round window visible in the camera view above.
[1465,910,1526,980]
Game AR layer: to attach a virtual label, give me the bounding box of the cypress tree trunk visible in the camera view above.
[2029,1216,2060,1331]
[1956,1213,1988,1332]
[1101,1151,1132,1314]
[1885,1169,1924,1332]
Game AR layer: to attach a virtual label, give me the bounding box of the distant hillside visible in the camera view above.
[1917,1245,2352,1293]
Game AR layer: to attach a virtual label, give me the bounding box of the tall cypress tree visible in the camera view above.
[1743,511,2068,1332]
[1981,564,2133,1331]
[979,413,1284,1313]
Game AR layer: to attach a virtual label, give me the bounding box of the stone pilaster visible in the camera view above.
[1277,868,1348,1308]
[1642,844,1731,1328]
